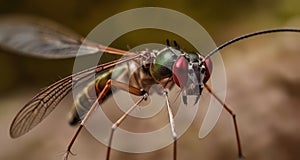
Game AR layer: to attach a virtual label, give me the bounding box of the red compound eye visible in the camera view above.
[203,58,213,83]
[173,56,188,88]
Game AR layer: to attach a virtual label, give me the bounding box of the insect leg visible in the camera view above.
[105,80,147,160]
[64,79,114,160]
[163,90,177,160]
[204,84,245,159]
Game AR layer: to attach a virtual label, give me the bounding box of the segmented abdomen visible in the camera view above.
[69,69,114,125]
[68,59,157,125]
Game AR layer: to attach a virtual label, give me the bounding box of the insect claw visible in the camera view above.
[63,150,76,160]
[238,156,246,160]
[238,154,246,160]
[63,152,69,160]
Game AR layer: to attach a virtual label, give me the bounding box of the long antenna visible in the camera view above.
[204,28,300,60]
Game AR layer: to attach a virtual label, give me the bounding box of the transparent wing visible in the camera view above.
[10,76,73,138]
[9,53,144,138]
[0,15,133,59]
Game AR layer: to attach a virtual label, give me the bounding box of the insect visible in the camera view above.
[1,15,299,160]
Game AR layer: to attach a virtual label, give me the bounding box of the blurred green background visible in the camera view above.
[0,0,300,160]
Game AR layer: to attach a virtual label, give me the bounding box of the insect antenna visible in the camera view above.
[173,40,180,50]
[204,28,300,60]
[166,39,170,46]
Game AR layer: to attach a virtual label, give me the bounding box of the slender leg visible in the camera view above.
[204,84,245,159]
[64,79,146,160]
[163,90,177,160]
[106,80,147,160]
[64,80,114,160]
[106,95,147,160]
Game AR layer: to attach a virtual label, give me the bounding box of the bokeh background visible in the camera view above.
[0,0,300,160]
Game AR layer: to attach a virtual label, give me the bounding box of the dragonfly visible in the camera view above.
[1,15,299,160]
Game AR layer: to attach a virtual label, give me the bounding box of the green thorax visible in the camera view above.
[150,47,182,82]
